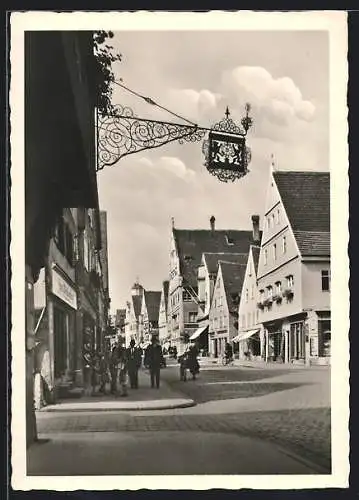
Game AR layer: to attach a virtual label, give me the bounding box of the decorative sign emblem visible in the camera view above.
[202,105,253,183]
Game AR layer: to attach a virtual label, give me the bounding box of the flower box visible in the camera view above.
[262,298,273,307]
[273,294,282,303]
[282,288,294,299]
[257,301,265,310]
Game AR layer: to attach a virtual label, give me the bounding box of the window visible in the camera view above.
[247,313,251,327]
[276,209,280,224]
[267,286,273,298]
[189,312,197,323]
[287,275,294,288]
[83,232,89,271]
[321,270,330,291]
[243,314,246,328]
[273,243,277,261]
[272,213,275,227]
[251,284,254,299]
[183,289,192,301]
[267,216,271,229]
[282,236,287,254]
[245,288,249,303]
[264,249,268,265]
[219,316,223,328]
[259,289,265,300]
[275,281,282,295]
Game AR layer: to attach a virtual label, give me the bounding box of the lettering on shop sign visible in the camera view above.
[52,269,77,310]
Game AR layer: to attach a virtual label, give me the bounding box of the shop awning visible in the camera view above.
[189,325,209,341]
[237,329,260,342]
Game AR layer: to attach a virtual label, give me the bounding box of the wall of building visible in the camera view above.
[301,261,331,311]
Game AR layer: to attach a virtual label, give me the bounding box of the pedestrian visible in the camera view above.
[117,344,128,397]
[98,351,108,395]
[109,342,119,394]
[187,344,200,380]
[144,336,164,389]
[126,339,142,389]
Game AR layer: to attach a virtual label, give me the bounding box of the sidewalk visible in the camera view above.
[40,368,195,412]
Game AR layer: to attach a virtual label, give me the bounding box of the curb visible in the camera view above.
[39,399,196,413]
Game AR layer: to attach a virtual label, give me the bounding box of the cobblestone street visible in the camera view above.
[32,363,331,474]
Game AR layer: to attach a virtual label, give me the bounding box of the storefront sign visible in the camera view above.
[52,269,77,310]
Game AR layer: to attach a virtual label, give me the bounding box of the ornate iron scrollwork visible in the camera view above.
[97,104,206,171]
[96,103,253,183]
[202,105,253,183]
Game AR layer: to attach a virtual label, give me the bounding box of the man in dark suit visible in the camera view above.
[126,339,142,389]
[144,336,164,389]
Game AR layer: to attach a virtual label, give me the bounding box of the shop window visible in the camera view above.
[321,270,330,291]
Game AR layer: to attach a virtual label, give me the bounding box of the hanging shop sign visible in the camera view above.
[51,269,77,310]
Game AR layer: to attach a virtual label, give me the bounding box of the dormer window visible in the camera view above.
[225,235,234,246]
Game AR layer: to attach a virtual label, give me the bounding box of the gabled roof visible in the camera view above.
[273,171,330,256]
[162,281,169,311]
[144,291,162,322]
[203,252,248,274]
[251,246,261,274]
[219,261,247,314]
[132,295,142,320]
[174,229,261,287]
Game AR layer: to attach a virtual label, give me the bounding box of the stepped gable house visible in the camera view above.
[256,169,330,365]
[168,216,261,354]
[141,290,162,343]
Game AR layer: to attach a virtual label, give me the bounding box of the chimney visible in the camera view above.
[210,216,216,233]
[251,215,260,243]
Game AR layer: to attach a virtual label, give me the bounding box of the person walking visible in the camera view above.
[117,343,128,397]
[109,342,120,395]
[187,344,200,380]
[144,336,164,389]
[126,339,142,389]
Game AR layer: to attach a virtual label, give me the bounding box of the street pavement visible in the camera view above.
[28,361,331,476]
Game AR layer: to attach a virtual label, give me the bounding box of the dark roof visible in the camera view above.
[251,246,261,274]
[293,231,330,256]
[144,291,162,322]
[203,252,248,274]
[162,281,169,311]
[132,295,142,319]
[174,229,261,287]
[219,261,247,314]
[273,171,330,256]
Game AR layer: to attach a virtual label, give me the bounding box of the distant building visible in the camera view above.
[236,244,262,359]
[209,261,247,358]
[158,281,170,345]
[257,169,330,365]
[167,216,261,354]
[124,281,144,346]
[141,290,162,343]
[115,308,126,335]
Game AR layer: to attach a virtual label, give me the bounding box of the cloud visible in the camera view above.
[166,88,220,122]
[222,66,316,125]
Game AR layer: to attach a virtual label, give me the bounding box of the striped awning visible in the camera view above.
[233,329,260,342]
[189,325,209,341]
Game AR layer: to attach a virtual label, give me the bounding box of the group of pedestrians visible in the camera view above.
[85,335,166,397]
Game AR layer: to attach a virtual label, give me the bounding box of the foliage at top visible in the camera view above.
[93,30,122,114]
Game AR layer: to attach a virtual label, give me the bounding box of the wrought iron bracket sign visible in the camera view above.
[97,103,253,183]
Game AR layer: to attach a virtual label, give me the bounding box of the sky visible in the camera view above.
[96,30,329,311]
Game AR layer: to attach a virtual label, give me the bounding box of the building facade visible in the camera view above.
[167,217,260,354]
[124,281,144,346]
[141,290,162,344]
[209,261,246,358]
[256,169,330,365]
[236,245,262,359]
[25,31,99,445]
[158,281,170,345]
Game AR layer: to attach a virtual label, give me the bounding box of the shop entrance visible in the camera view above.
[290,322,305,360]
[318,319,331,357]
